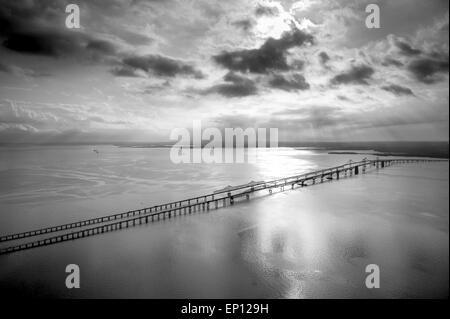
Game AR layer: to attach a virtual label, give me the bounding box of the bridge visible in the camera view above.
[0,158,446,255]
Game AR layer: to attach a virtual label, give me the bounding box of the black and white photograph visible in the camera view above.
[0,0,448,306]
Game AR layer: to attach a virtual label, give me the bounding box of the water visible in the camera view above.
[0,146,448,298]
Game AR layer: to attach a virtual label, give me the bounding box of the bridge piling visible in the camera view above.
[1,157,446,255]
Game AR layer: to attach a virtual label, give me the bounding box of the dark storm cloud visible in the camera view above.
[395,40,422,56]
[268,74,310,91]
[408,57,449,84]
[2,31,85,57]
[213,30,314,73]
[0,1,120,59]
[0,1,69,56]
[2,30,119,61]
[223,72,249,83]
[319,52,330,65]
[117,54,204,78]
[331,65,375,85]
[381,84,414,96]
[255,5,279,17]
[203,72,257,97]
[207,82,257,97]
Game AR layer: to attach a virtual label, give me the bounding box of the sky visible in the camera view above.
[0,0,448,144]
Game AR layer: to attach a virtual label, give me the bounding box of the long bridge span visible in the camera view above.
[0,158,446,255]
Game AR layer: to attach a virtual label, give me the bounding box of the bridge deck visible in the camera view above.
[0,158,446,255]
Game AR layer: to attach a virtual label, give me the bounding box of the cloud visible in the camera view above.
[213,29,314,73]
[0,61,51,77]
[113,29,153,46]
[110,66,142,77]
[395,39,422,56]
[2,31,86,57]
[382,58,404,67]
[268,73,310,91]
[0,62,12,73]
[214,106,345,131]
[86,39,117,55]
[203,72,257,97]
[255,5,279,17]
[407,57,449,84]
[231,19,254,32]
[0,0,448,143]
[381,84,414,96]
[318,51,330,66]
[0,1,120,59]
[116,54,204,78]
[331,65,375,85]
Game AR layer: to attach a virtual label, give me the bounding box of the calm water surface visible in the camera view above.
[0,146,448,298]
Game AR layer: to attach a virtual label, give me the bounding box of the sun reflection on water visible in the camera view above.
[253,148,316,180]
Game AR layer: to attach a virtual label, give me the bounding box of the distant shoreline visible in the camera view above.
[327,151,449,159]
[0,141,448,159]
[113,141,449,159]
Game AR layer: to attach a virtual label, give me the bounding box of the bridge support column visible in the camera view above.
[246,194,250,200]
[336,171,339,180]
[230,196,234,205]
[215,201,218,209]
[354,166,359,175]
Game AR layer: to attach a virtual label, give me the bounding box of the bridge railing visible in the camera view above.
[0,158,445,243]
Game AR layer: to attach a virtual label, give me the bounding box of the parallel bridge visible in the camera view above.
[0,158,446,255]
